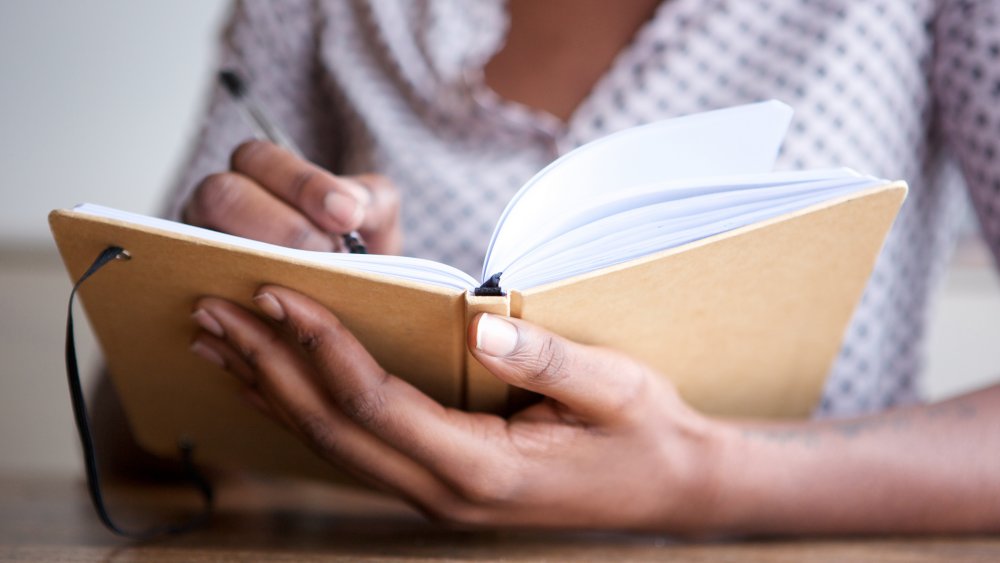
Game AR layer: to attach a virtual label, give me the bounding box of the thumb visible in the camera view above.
[469,313,650,423]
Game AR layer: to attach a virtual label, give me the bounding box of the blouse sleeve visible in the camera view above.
[933,1,1000,265]
[161,0,343,219]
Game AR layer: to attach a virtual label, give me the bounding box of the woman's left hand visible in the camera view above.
[189,285,727,532]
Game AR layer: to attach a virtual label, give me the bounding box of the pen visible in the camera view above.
[218,69,367,254]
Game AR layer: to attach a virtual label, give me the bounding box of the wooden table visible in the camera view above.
[1,474,998,562]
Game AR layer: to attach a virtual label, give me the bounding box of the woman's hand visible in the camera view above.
[187,286,1000,535]
[182,140,402,255]
[188,286,726,533]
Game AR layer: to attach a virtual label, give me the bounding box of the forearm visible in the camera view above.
[710,384,1000,535]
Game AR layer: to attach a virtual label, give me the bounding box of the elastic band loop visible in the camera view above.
[66,246,214,540]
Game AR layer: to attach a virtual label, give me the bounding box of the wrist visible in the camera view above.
[661,416,800,537]
[685,418,751,536]
[699,421,759,535]
[701,419,821,536]
[647,409,735,536]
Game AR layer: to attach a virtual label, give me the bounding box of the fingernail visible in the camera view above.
[253,292,285,321]
[475,313,518,357]
[324,191,363,230]
[190,340,225,368]
[192,309,225,338]
[343,179,373,207]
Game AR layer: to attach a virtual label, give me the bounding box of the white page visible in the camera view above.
[530,168,859,241]
[497,169,862,277]
[501,177,881,289]
[72,204,479,291]
[512,181,874,283]
[483,100,795,279]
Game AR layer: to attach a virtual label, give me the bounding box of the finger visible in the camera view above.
[192,297,463,510]
[230,140,370,234]
[239,387,278,419]
[469,314,653,425]
[188,321,306,433]
[350,174,402,254]
[190,330,308,442]
[189,329,257,387]
[249,286,520,492]
[184,171,337,251]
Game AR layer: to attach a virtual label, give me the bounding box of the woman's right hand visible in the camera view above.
[182,140,402,255]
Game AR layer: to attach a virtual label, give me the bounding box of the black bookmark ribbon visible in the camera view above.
[474,272,505,297]
[66,246,214,540]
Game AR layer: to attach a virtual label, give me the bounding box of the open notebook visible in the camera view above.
[73,101,888,294]
[51,100,906,480]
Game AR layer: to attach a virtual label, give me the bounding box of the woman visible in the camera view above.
[166,0,1000,534]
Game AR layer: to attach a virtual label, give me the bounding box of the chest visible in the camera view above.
[482,0,662,122]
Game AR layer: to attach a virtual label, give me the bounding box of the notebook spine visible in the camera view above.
[463,290,511,412]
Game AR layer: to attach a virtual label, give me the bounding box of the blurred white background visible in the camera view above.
[0,0,229,238]
[0,0,230,475]
[0,0,998,478]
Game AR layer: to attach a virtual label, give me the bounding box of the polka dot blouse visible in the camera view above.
[166,0,1000,418]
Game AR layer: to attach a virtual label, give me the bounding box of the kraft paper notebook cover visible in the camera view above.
[51,101,906,481]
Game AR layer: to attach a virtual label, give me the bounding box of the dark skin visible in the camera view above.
[188,285,1000,534]
[484,0,663,121]
[176,0,1000,534]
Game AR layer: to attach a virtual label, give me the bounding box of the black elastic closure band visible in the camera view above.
[474,272,505,297]
[66,246,214,540]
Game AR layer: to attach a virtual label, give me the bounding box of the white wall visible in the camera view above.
[922,248,1000,400]
[0,0,230,244]
[0,0,229,475]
